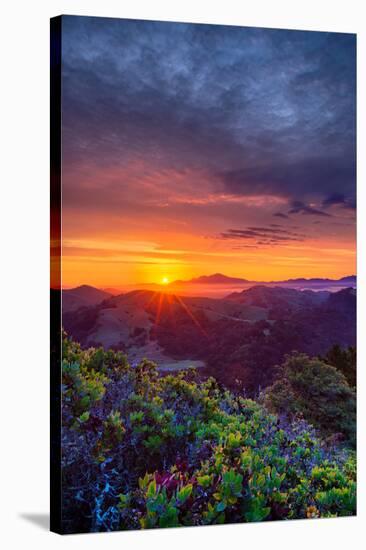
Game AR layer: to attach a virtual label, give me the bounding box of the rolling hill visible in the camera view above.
[62,284,356,392]
[62,285,112,313]
[164,273,356,298]
[226,285,329,313]
[62,289,267,368]
[169,273,356,286]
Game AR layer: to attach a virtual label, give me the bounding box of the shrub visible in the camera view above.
[322,345,356,388]
[264,353,356,445]
[60,336,356,533]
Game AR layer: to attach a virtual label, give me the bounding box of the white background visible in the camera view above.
[0,0,365,547]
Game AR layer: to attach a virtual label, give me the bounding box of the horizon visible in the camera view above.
[55,16,356,289]
[58,270,356,293]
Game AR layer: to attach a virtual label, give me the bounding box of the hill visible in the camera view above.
[170,273,356,288]
[62,285,112,313]
[166,273,356,297]
[226,285,329,314]
[62,286,355,393]
[62,290,267,368]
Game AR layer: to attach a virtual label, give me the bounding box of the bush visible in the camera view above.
[322,345,356,388]
[264,353,356,446]
[60,336,356,533]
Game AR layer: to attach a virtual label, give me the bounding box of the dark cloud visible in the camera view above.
[219,225,306,245]
[322,193,356,210]
[246,226,305,236]
[288,201,332,217]
[61,16,356,211]
[218,155,356,203]
[273,212,289,219]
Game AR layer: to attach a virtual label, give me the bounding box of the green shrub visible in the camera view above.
[322,345,356,388]
[264,353,356,445]
[60,335,356,533]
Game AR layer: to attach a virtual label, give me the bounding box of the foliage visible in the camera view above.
[264,353,356,446]
[60,335,356,533]
[148,288,356,394]
[322,345,356,388]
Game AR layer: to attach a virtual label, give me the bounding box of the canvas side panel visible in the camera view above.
[50,15,62,534]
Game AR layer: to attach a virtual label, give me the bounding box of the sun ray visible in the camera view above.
[163,292,179,331]
[154,292,165,327]
[145,290,159,309]
[174,294,208,338]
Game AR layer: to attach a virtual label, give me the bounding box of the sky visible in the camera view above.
[60,16,356,289]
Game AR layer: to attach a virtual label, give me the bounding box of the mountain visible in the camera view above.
[172,273,250,285]
[62,289,267,363]
[168,273,357,298]
[62,285,355,393]
[62,285,112,313]
[226,285,329,312]
[339,276,357,283]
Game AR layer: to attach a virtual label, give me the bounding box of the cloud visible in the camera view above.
[246,226,305,236]
[232,244,258,250]
[61,16,356,212]
[217,154,356,204]
[322,193,356,210]
[59,15,356,285]
[287,201,332,217]
[218,224,306,246]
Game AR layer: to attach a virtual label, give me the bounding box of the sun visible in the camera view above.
[161,276,169,285]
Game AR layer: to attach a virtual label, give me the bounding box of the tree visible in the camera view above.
[264,353,356,446]
[322,345,356,388]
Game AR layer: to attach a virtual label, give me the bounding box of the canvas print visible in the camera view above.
[50,15,356,534]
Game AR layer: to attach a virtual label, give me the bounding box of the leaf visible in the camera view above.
[138,473,151,490]
[159,506,179,528]
[118,493,130,508]
[147,479,157,498]
[177,484,193,504]
[216,501,227,512]
[197,475,212,489]
[78,411,90,423]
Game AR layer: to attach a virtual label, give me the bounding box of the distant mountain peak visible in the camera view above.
[170,273,356,287]
[172,273,250,285]
[339,275,356,282]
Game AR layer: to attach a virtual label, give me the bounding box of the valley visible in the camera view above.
[62,281,356,393]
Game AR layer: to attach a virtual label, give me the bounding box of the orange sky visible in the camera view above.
[60,166,356,289]
[61,238,356,289]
